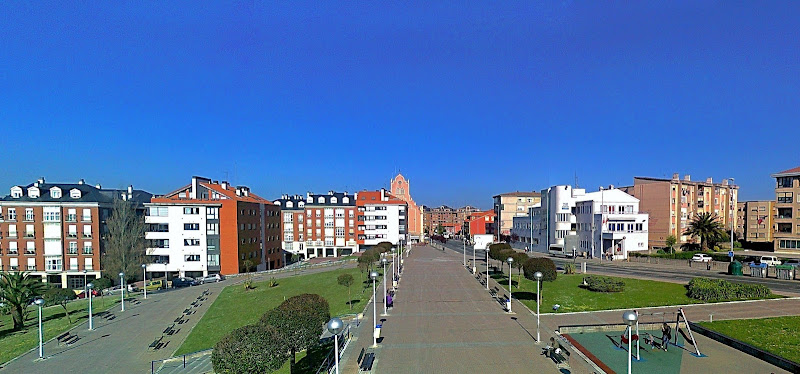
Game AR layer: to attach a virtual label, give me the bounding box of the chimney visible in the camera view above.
[78,179,85,185]
[38,177,45,185]
[221,181,228,190]
[34,181,39,187]
[706,177,713,184]
[127,185,133,194]
[328,190,334,195]
[683,174,691,181]
[381,188,386,201]
[722,179,729,186]
[242,187,249,197]
[235,188,241,197]
[672,173,679,180]
[608,184,615,189]
[95,184,102,189]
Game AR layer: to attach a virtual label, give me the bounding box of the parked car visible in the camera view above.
[760,256,782,266]
[691,254,713,262]
[199,274,225,284]
[75,289,101,299]
[144,280,165,291]
[783,259,800,268]
[171,277,198,288]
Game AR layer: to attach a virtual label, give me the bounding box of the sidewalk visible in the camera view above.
[339,245,594,374]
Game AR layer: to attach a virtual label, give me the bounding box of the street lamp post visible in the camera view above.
[381,258,388,315]
[141,264,147,299]
[623,310,639,374]
[485,249,489,290]
[506,257,514,313]
[119,272,125,312]
[83,269,88,297]
[534,271,543,342]
[326,318,344,374]
[463,238,466,267]
[370,271,379,347]
[87,283,94,330]
[730,178,735,262]
[34,298,45,358]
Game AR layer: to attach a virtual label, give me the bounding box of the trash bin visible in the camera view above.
[374,324,382,339]
[749,263,767,278]
[728,261,743,276]
[776,265,794,280]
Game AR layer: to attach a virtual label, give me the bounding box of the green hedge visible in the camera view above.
[584,276,625,292]
[688,278,772,301]
[522,257,557,282]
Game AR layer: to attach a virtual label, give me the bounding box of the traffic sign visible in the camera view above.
[728,251,734,257]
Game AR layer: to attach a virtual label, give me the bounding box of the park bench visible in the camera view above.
[174,316,183,323]
[178,317,189,325]
[57,332,75,345]
[163,324,175,334]
[551,346,570,365]
[359,351,375,371]
[356,348,365,366]
[489,287,498,297]
[149,336,164,350]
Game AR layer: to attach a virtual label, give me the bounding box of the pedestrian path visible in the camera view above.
[339,245,594,374]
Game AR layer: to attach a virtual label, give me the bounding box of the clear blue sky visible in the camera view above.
[1,1,798,209]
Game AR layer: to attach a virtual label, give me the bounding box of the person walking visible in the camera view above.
[661,323,672,351]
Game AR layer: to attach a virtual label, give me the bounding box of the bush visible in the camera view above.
[688,278,772,301]
[564,263,576,275]
[489,243,512,262]
[584,276,625,292]
[90,277,113,292]
[656,249,666,254]
[261,294,330,370]
[212,324,289,374]
[522,257,557,282]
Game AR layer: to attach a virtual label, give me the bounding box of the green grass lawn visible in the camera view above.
[175,266,376,356]
[699,316,800,363]
[0,295,122,365]
[495,272,703,313]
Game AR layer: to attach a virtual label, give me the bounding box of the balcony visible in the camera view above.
[67,248,78,255]
[82,233,93,239]
[67,233,78,238]
[25,249,36,255]
[778,197,794,204]
[66,215,77,222]
[82,249,93,255]
[10,266,19,271]
[24,232,35,238]
[27,265,36,270]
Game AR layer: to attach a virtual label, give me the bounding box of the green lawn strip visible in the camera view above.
[493,272,702,313]
[698,316,800,363]
[175,266,375,356]
[0,295,122,365]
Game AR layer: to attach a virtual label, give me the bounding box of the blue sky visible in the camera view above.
[1,1,798,209]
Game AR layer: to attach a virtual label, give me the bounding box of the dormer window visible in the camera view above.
[298,202,305,208]
[343,197,349,204]
[286,201,294,208]
[50,187,62,199]
[318,197,325,203]
[10,187,22,198]
[70,189,82,199]
[331,197,338,204]
[27,187,40,198]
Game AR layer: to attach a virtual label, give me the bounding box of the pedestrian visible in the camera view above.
[661,323,671,351]
[386,294,393,308]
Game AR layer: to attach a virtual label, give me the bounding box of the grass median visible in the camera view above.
[698,316,800,364]
[175,266,375,356]
[0,295,122,365]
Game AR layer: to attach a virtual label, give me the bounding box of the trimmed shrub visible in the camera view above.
[522,257,557,282]
[564,263,576,275]
[688,278,772,301]
[261,293,330,371]
[584,276,625,292]
[212,324,289,374]
[91,277,113,292]
[489,243,512,262]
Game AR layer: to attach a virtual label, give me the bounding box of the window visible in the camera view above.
[208,254,219,266]
[11,188,22,198]
[83,242,92,254]
[27,257,36,270]
[7,208,16,221]
[335,228,345,237]
[25,224,34,238]
[46,257,62,271]
[68,242,78,254]
[207,223,218,235]
[331,197,338,204]
[85,257,93,270]
[148,223,169,232]
[183,207,200,214]
[184,239,200,246]
[44,209,60,222]
[68,225,77,238]
[9,258,18,270]
[325,239,334,246]
[50,188,61,198]
[206,207,219,219]
[185,255,201,262]
[149,207,169,216]
[149,239,169,248]
[28,188,40,198]
[82,209,91,222]
[184,223,200,230]
[25,208,34,221]
[70,189,81,198]
[26,241,35,254]
[9,242,17,254]
[82,225,92,238]
[318,197,325,203]
[778,192,794,204]
[778,177,794,188]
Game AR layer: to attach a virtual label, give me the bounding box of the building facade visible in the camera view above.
[356,189,407,247]
[772,166,800,252]
[0,178,152,288]
[528,185,584,253]
[493,192,542,239]
[390,174,424,242]
[467,210,496,237]
[274,191,359,260]
[574,189,649,259]
[146,177,281,278]
[423,205,460,236]
[737,201,775,247]
[621,174,738,250]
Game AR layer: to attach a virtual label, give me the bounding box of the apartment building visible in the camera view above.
[146,177,281,278]
[493,191,542,239]
[423,205,458,235]
[0,178,152,288]
[274,191,359,260]
[528,185,584,253]
[356,189,407,247]
[574,189,649,259]
[737,201,775,248]
[772,166,800,252]
[621,174,738,250]
[390,173,424,242]
[467,210,496,237]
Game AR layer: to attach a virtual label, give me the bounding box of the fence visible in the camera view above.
[315,324,354,374]
[151,348,213,374]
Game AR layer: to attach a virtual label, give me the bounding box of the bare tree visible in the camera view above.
[102,198,147,283]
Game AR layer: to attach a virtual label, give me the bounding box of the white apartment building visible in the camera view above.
[574,188,649,260]
[144,203,221,279]
[356,189,407,246]
[529,185,585,253]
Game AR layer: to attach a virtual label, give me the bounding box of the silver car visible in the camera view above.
[199,274,225,284]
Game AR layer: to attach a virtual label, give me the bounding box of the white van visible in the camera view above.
[760,256,781,266]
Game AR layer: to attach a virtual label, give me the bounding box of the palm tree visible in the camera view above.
[683,212,725,250]
[0,272,47,331]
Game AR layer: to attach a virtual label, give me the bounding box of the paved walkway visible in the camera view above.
[339,245,594,374]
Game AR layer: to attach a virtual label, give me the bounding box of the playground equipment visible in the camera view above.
[628,308,702,357]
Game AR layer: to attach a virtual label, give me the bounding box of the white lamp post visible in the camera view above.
[463,238,466,267]
[87,283,94,330]
[506,257,514,312]
[485,249,489,290]
[82,269,88,297]
[119,272,125,312]
[623,310,639,374]
[730,178,735,261]
[326,317,344,374]
[472,243,476,274]
[141,264,147,299]
[534,271,543,342]
[370,271,379,347]
[34,298,45,358]
[381,258,388,315]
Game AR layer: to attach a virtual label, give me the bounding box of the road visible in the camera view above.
[436,240,800,296]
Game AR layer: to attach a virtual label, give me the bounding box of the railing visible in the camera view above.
[316,324,353,374]
[150,348,213,374]
[68,249,78,255]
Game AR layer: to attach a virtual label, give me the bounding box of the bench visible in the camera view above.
[359,352,375,371]
[163,324,175,334]
[149,335,164,349]
[552,346,570,365]
[57,332,74,345]
[64,335,80,345]
[356,348,366,365]
[489,288,498,297]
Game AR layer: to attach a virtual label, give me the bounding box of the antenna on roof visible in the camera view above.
[574,171,579,189]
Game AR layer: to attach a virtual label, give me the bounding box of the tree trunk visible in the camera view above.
[63,304,72,323]
[348,287,352,310]
[290,347,296,374]
[11,305,24,331]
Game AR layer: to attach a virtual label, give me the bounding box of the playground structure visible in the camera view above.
[619,308,703,358]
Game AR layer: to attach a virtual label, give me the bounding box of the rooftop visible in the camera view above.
[772,166,800,177]
[493,191,541,198]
